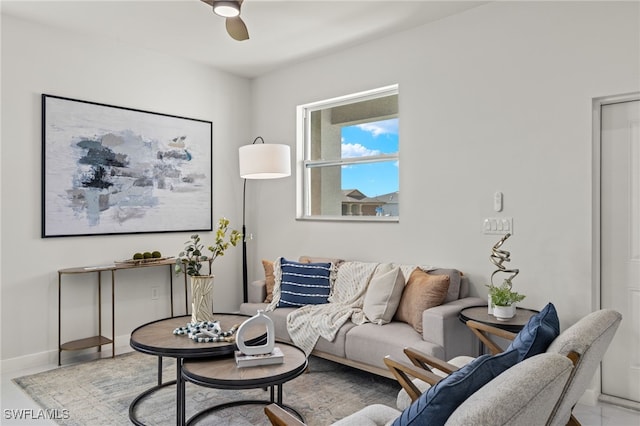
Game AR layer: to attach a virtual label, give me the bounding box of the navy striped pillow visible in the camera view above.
[277,258,333,307]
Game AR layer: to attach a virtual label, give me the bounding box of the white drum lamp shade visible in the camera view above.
[239,144,291,179]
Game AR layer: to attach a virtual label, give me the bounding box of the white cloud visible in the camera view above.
[355,119,398,137]
[342,143,381,158]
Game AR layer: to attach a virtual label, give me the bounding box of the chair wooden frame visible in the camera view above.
[383,356,444,402]
[383,320,519,403]
[464,319,517,355]
[385,318,583,425]
[265,404,305,426]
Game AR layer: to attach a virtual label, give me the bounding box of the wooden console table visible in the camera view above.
[57,258,199,366]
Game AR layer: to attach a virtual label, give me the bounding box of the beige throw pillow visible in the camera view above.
[363,265,405,325]
[262,259,275,303]
[394,269,450,333]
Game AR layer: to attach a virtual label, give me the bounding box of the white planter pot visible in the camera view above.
[493,304,516,321]
[191,275,214,324]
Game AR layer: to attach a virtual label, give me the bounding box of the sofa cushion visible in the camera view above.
[363,264,406,325]
[298,255,345,266]
[392,349,519,426]
[346,322,444,372]
[314,321,357,357]
[277,258,334,308]
[262,259,276,303]
[506,302,560,362]
[239,302,269,317]
[425,268,462,303]
[394,269,450,333]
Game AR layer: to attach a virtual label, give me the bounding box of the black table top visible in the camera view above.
[459,305,539,333]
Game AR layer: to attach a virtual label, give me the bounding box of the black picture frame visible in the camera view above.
[42,94,213,237]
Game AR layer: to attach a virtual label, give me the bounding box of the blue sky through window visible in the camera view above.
[341,118,399,197]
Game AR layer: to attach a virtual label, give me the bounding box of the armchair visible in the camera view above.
[387,308,622,426]
[265,352,574,426]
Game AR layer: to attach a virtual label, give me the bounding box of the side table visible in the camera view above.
[459,305,539,355]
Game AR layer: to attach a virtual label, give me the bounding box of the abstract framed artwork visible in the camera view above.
[42,94,213,237]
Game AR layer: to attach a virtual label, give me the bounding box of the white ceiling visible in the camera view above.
[1,0,485,78]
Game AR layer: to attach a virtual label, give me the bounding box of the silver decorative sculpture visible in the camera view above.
[490,233,519,286]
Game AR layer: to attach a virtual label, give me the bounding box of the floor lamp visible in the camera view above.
[239,136,291,302]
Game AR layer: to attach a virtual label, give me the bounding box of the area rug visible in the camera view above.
[13,352,400,425]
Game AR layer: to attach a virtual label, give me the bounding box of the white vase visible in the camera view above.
[493,304,516,321]
[190,275,214,324]
[236,310,275,355]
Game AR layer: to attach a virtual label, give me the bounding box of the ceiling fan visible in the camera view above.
[201,0,250,41]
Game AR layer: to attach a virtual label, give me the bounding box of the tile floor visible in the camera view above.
[2,359,639,425]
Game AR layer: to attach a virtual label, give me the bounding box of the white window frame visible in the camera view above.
[296,85,399,222]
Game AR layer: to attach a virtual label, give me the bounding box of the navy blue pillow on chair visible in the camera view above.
[277,258,333,307]
[392,349,520,426]
[506,302,560,362]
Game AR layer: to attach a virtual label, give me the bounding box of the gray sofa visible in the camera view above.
[239,258,485,379]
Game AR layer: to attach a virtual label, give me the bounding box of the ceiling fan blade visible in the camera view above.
[226,16,249,41]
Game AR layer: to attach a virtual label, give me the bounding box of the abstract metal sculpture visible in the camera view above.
[490,233,520,287]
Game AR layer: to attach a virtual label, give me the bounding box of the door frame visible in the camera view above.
[592,92,640,406]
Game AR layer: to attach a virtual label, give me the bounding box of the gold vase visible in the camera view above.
[190,275,214,324]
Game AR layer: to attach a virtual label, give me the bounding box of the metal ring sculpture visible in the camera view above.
[490,233,519,286]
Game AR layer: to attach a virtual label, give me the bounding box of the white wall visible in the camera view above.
[0,14,251,368]
[248,1,639,331]
[2,1,639,373]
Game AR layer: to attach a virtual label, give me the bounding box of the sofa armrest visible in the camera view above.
[248,279,267,303]
[421,297,486,359]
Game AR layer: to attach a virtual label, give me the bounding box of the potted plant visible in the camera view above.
[486,279,526,320]
[176,218,242,323]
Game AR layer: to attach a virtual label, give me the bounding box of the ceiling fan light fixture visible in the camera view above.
[213,1,241,18]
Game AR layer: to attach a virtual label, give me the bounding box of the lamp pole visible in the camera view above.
[239,136,290,304]
[242,177,248,303]
[241,136,264,303]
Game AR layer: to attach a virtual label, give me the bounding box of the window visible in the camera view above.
[297,85,399,221]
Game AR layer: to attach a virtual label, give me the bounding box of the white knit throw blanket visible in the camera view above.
[273,261,380,355]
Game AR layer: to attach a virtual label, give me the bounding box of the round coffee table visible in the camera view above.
[181,341,308,425]
[129,313,266,426]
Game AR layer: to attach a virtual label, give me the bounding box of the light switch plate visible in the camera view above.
[483,217,513,235]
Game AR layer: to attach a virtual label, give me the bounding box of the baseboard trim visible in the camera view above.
[599,394,640,411]
[1,333,133,374]
[0,349,56,375]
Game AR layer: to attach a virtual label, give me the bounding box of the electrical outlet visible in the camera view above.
[151,287,159,300]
